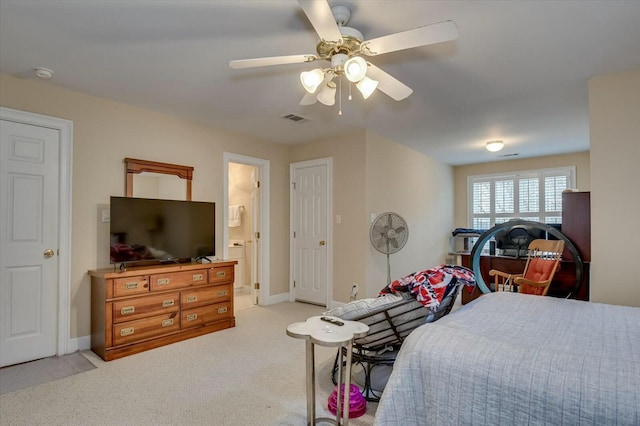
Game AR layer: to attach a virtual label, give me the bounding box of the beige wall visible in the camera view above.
[453,151,591,227]
[365,132,454,298]
[289,131,368,303]
[589,69,640,307]
[0,73,290,338]
[289,131,454,301]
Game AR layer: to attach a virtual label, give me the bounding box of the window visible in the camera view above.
[468,167,575,229]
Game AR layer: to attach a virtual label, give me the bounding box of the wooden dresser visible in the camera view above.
[89,261,236,361]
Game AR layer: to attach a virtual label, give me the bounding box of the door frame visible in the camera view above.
[289,157,333,305]
[0,107,73,357]
[222,152,269,305]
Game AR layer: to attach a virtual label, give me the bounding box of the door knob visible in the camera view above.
[44,249,55,258]
[319,240,326,246]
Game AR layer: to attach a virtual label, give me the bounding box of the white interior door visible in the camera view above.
[251,167,260,305]
[292,160,330,306]
[1,120,59,367]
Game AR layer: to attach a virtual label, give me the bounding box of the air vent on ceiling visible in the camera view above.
[499,153,519,158]
[282,113,310,123]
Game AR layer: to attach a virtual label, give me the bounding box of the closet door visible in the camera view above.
[0,120,59,367]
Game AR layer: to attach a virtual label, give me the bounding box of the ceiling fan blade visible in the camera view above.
[361,20,458,56]
[299,92,317,105]
[298,0,343,42]
[229,54,317,69]
[366,64,413,101]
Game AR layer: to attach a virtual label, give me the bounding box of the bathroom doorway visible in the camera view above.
[222,153,270,308]
[228,162,255,309]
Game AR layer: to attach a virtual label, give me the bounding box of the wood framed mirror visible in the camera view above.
[125,158,193,200]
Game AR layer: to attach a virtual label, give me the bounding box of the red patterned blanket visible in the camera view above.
[379,264,476,309]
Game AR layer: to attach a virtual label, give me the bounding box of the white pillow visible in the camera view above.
[324,293,404,319]
[324,294,430,346]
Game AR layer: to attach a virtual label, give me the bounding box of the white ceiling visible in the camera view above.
[1,1,639,165]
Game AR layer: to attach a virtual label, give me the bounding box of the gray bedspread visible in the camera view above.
[374,292,640,425]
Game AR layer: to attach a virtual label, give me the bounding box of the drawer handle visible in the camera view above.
[216,271,226,277]
[218,307,228,314]
[186,295,197,303]
[186,313,198,321]
[120,327,134,336]
[192,273,204,281]
[161,319,174,327]
[120,306,135,315]
[162,299,175,308]
[157,278,170,286]
[217,290,228,297]
[125,282,139,289]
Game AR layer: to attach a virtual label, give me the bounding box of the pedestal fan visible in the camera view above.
[370,212,409,284]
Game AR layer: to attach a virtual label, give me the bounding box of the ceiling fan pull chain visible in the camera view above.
[338,77,343,116]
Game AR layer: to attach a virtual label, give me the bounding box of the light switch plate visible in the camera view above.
[101,209,110,223]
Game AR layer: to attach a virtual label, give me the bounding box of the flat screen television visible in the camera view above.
[495,222,546,258]
[110,196,215,264]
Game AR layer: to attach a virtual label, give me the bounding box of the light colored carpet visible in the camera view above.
[0,352,96,395]
[234,285,256,311]
[0,301,378,425]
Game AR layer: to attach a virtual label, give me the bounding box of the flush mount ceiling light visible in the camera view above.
[34,67,54,79]
[486,140,505,152]
[229,1,459,114]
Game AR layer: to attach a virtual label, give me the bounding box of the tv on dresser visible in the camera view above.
[110,196,215,265]
[89,196,233,361]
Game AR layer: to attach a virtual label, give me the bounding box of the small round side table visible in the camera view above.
[287,315,369,426]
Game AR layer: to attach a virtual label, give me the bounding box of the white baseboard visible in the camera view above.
[328,300,346,310]
[67,335,91,353]
[264,291,347,309]
[264,292,290,305]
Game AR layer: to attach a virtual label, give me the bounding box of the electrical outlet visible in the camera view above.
[101,209,110,223]
[351,282,358,296]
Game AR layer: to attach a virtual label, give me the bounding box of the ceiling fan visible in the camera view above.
[229,0,458,108]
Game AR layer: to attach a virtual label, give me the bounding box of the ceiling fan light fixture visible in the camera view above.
[486,140,505,152]
[344,56,367,82]
[300,68,324,93]
[317,81,337,106]
[356,76,379,99]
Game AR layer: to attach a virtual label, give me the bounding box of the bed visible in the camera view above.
[374,292,640,425]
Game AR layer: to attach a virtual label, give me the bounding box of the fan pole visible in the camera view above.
[386,253,391,284]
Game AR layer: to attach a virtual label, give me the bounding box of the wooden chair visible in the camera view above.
[489,239,565,296]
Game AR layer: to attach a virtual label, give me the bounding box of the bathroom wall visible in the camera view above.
[228,162,255,286]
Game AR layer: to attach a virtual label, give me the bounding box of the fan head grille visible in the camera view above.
[370,212,408,254]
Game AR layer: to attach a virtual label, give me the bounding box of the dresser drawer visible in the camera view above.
[113,275,149,298]
[149,270,208,292]
[181,302,233,329]
[209,265,233,284]
[113,313,180,346]
[181,284,232,309]
[112,292,180,323]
